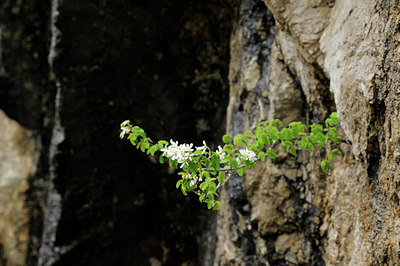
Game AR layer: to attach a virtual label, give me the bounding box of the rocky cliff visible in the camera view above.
[209,0,400,265]
[0,0,400,265]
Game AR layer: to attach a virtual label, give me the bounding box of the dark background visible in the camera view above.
[0,0,238,265]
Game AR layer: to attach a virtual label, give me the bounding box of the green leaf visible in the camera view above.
[234,135,243,146]
[144,142,150,149]
[281,142,290,152]
[240,134,249,144]
[203,171,210,179]
[147,145,158,155]
[133,126,146,138]
[279,128,293,141]
[159,156,164,164]
[268,128,278,141]
[266,149,277,159]
[230,158,238,169]
[214,201,221,210]
[321,159,330,173]
[260,133,269,145]
[218,172,225,183]
[140,143,146,152]
[208,182,217,193]
[193,150,203,155]
[222,133,233,143]
[222,154,231,163]
[181,187,187,196]
[307,143,314,152]
[251,141,260,150]
[257,151,266,162]
[158,140,169,145]
[211,155,220,171]
[225,145,232,154]
[207,200,213,209]
[300,138,309,150]
[188,161,198,173]
[199,193,206,202]
[328,148,339,160]
[325,112,338,127]
[199,182,207,191]
[176,180,182,189]
[129,136,138,146]
[170,159,178,168]
[290,146,297,156]
[244,131,253,137]
[292,128,299,138]
[237,167,245,176]
[327,128,339,143]
[207,192,214,202]
[311,124,323,134]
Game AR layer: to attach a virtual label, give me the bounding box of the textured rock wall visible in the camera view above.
[209,0,400,265]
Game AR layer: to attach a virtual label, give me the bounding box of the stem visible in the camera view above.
[203,165,246,172]
[191,173,232,202]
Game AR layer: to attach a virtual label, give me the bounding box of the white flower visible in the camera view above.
[215,145,226,160]
[120,120,130,127]
[120,120,131,139]
[120,127,130,139]
[183,173,199,187]
[195,140,208,155]
[239,148,257,162]
[160,139,194,167]
[189,179,197,187]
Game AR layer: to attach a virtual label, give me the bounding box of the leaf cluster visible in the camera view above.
[121,112,342,210]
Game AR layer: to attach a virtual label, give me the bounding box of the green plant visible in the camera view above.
[120,112,342,210]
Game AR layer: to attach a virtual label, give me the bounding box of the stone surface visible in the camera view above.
[208,0,400,265]
[0,109,37,265]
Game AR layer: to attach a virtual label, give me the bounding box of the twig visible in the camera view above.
[203,165,246,172]
[190,173,233,203]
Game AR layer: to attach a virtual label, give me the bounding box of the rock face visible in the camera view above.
[0,110,37,265]
[1,0,400,265]
[209,0,400,265]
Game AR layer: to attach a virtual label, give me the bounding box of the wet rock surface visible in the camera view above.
[0,0,235,265]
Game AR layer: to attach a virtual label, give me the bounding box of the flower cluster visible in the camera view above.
[183,173,203,187]
[120,120,131,139]
[215,146,226,160]
[239,148,257,162]
[196,141,208,154]
[160,140,194,167]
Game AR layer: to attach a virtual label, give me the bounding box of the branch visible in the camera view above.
[203,165,246,172]
[295,135,351,145]
[191,174,233,202]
